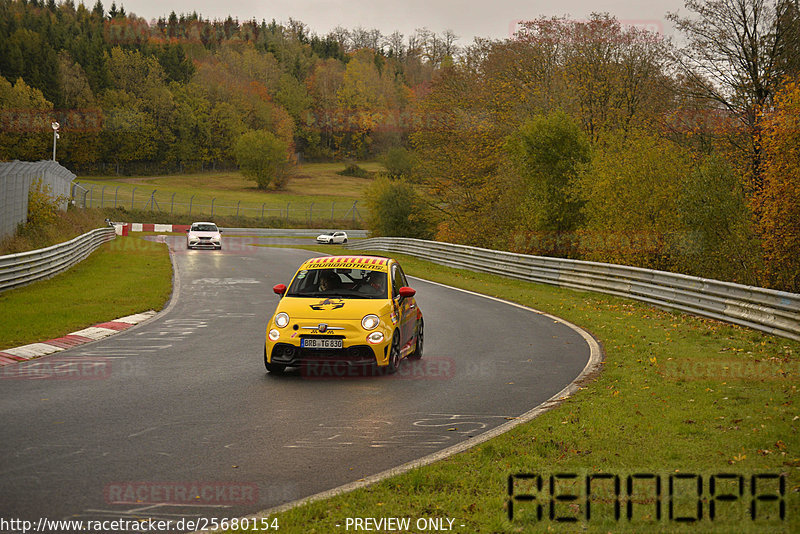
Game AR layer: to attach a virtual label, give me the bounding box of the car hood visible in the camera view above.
[189,231,220,237]
[276,297,393,321]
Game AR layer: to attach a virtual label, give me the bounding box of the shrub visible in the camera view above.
[234,130,290,190]
[364,176,434,238]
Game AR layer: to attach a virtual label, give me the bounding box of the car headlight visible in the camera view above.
[367,331,384,344]
[361,314,380,330]
[268,329,280,341]
[274,312,290,328]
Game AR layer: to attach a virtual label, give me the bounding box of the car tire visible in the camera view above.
[216,245,222,250]
[408,320,423,360]
[264,347,286,374]
[386,332,401,374]
[343,238,348,244]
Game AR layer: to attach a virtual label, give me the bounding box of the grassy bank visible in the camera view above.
[0,207,109,256]
[0,236,172,350]
[76,163,380,224]
[232,245,799,533]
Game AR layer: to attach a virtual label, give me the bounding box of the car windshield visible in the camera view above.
[286,268,388,299]
[192,224,218,232]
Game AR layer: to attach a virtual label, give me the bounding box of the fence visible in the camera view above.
[347,237,800,341]
[0,227,116,292]
[0,161,76,239]
[72,182,366,226]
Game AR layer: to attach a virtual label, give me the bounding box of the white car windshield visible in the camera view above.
[192,224,218,232]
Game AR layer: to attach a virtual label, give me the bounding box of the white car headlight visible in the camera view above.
[367,331,384,344]
[274,312,290,328]
[268,329,280,341]
[361,314,380,330]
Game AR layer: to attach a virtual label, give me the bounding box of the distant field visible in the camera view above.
[75,162,382,225]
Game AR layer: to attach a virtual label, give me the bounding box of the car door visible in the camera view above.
[391,263,417,350]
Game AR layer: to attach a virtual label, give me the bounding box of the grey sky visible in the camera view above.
[118,0,689,43]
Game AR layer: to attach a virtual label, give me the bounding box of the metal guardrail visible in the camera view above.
[348,237,800,341]
[222,228,369,238]
[0,227,116,292]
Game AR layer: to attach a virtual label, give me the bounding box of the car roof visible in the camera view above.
[298,255,391,272]
[191,221,217,225]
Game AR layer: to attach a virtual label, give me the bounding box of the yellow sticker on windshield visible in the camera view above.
[301,256,389,272]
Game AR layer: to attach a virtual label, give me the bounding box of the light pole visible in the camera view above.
[51,121,60,161]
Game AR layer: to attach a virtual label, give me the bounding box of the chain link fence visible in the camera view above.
[72,182,366,226]
[0,161,76,239]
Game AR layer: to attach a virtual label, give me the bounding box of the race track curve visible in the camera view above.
[0,238,595,528]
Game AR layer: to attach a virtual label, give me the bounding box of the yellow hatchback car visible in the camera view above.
[265,255,423,374]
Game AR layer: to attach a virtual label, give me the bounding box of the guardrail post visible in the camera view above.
[131,187,137,210]
[189,194,195,215]
[170,192,176,215]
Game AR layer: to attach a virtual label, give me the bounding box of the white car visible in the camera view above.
[316,231,348,244]
[186,222,222,250]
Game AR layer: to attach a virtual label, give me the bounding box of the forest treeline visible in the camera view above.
[378,6,799,292]
[1,0,799,292]
[0,0,449,172]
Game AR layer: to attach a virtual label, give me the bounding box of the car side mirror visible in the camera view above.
[273,284,287,296]
[219,229,223,233]
[186,229,190,233]
[398,287,416,299]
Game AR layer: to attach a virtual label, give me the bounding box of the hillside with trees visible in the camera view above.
[1,0,798,292]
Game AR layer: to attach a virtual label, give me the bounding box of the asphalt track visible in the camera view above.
[0,237,593,529]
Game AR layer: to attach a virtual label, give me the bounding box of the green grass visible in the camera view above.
[0,236,172,350]
[227,245,799,533]
[76,162,382,224]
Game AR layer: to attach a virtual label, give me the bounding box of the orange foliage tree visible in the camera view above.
[757,78,800,291]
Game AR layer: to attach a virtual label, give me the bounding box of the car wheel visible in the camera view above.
[386,332,401,374]
[408,320,423,360]
[264,347,286,374]
[343,238,348,244]
[216,245,222,250]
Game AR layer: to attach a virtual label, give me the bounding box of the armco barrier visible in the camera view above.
[0,227,116,292]
[347,237,800,341]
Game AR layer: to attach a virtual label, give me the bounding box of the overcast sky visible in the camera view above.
[118,0,689,43]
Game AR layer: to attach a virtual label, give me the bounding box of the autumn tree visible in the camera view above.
[234,129,290,190]
[576,130,692,270]
[668,0,799,193]
[505,110,590,256]
[756,78,800,291]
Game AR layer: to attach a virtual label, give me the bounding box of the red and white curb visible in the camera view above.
[0,311,157,365]
[113,223,190,235]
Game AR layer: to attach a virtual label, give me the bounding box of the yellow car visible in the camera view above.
[265,255,423,374]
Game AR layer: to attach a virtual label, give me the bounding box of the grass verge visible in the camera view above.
[230,245,799,533]
[0,236,172,350]
[76,162,381,222]
[0,207,109,256]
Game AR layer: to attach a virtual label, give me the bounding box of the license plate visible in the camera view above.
[301,338,343,349]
